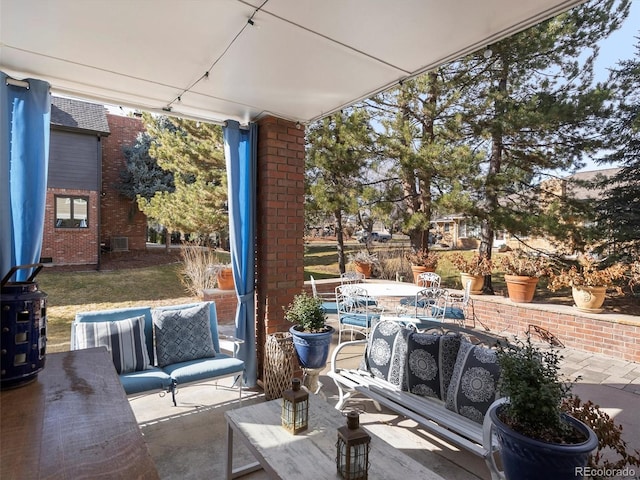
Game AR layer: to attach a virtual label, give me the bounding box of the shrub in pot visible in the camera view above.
[499,251,550,303]
[450,252,492,294]
[548,255,627,313]
[489,335,598,480]
[284,292,334,369]
[347,250,379,279]
[405,248,439,283]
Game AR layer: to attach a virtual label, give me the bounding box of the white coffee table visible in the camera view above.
[224,393,447,479]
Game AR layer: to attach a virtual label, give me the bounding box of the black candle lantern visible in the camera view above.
[336,411,371,479]
[281,378,309,434]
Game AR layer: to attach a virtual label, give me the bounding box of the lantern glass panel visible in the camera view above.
[281,378,308,434]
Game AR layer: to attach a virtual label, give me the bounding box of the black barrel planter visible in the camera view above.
[489,403,598,480]
[1,264,48,389]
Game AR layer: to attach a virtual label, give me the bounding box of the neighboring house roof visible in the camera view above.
[51,96,110,136]
[563,168,621,200]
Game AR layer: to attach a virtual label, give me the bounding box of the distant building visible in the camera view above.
[40,97,147,268]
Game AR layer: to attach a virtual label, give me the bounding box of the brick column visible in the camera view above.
[255,116,305,380]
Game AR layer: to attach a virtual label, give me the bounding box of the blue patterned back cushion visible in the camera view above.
[445,341,501,424]
[406,332,461,401]
[153,303,216,367]
[75,315,150,374]
[362,321,411,388]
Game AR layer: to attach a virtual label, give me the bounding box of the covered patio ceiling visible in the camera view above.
[1,0,585,125]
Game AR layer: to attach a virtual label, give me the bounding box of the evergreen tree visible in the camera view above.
[371,68,481,252]
[593,36,640,261]
[458,0,629,292]
[306,109,372,273]
[139,113,228,239]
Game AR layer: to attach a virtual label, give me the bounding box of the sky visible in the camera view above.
[578,0,639,171]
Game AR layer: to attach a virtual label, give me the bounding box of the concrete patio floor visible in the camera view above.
[130,317,640,480]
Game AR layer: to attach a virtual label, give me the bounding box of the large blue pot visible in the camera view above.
[489,404,598,480]
[289,325,335,369]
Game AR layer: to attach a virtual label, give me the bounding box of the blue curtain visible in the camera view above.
[0,73,51,282]
[222,120,257,387]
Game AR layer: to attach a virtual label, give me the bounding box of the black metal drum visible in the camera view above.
[1,264,47,389]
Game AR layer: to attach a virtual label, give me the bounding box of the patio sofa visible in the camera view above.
[70,301,245,405]
[328,319,506,480]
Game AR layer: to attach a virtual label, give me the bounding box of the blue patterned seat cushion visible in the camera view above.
[153,303,216,368]
[360,321,411,389]
[405,332,461,401]
[445,341,501,424]
[75,315,150,374]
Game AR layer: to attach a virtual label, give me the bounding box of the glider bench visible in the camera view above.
[71,301,245,405]
[328,320,506,480]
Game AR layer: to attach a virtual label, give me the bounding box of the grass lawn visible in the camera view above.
[39,263,197,352]
[42,244,634,353]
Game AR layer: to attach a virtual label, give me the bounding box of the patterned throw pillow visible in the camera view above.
[153,303,216,368]
[361,320,411,389]
[75,315,150,374]
[406,332,461,401]
[445,341,501,424]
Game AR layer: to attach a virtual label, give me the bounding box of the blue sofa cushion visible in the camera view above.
[445,341,501,424]
[74,315,151,374]
[406,332,461,401]
[162,353,245,384]
[120,367,172,395]
[153,303,216,368]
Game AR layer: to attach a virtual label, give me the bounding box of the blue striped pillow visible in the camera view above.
[75,316,151,374]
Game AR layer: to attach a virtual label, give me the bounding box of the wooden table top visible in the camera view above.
[1,348,159,480]
[225,394,446,479]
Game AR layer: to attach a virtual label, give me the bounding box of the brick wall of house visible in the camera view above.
[255,117,306,378]
[101,114,147,251]
[41,189,99,265]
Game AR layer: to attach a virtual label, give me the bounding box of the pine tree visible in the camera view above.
[593,37,640,260]
[372,68,481,252]
[138,113,228,239]
[458,0,629,292]
[306,109,372,273]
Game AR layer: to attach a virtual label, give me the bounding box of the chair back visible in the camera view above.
[310,275,319,297]
[340,272,365,284]
[414,288,447,321]
[416,272,441,288]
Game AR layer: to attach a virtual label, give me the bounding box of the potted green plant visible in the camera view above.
[548,255,627,313]
[450,252,492,294]
[284,292,335,369]
[405,248,439,284]
[499,251,550,303]
[490,334,598,480]
[347,250,379,279]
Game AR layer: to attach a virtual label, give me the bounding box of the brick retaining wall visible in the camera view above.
[305,278,640,363]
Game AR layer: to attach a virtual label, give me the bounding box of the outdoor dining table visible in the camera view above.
[358,281,424,298]
[356,281,426,312]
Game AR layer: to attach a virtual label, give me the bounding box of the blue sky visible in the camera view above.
[579,0,639,171]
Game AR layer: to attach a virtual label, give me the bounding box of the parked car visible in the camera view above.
[356,230,391,243]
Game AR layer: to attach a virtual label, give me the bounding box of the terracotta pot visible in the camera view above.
[505,275,539,303]
[572,285,606,313]
[410,265,435,284]
[354,261,372,279]
[460,273,484,294]
[216,268,235,290]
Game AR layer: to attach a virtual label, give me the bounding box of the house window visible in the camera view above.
[55,196,88,228]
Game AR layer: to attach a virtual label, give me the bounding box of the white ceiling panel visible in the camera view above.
[0,0,585,125]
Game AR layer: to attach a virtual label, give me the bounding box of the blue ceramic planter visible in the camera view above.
[289,325,335,369]
[490,404,598,480]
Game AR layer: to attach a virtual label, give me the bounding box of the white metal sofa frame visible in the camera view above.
[328,320,508,480]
